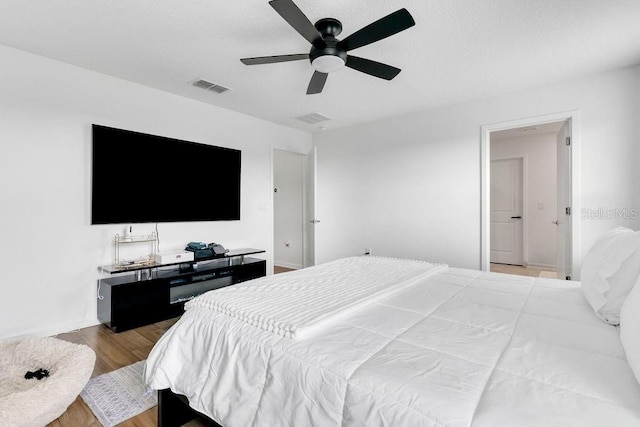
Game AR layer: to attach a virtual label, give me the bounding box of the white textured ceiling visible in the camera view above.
[1,0,639,133]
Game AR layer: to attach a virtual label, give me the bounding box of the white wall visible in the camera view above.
[273,149,304,269]
[313,64,640,274]
[0,44,311,339]
[491,133,558,269]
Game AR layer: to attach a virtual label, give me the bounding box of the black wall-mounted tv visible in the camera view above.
[91,124,241,224]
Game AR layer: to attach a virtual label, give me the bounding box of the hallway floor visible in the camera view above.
[490,263,558,279]
[274,265,296,274]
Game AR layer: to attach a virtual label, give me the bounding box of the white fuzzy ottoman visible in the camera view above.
[0,337,96,426]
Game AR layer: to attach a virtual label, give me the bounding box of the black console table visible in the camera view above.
[97,248,266,332]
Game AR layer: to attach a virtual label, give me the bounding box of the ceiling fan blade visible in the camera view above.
[240,53,309,65]
[306,71,328,94]
[338,8,415,52]
[269,0,324,48]
[345,55,401,80]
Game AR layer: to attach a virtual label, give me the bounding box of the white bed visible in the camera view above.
[144,255,640,426]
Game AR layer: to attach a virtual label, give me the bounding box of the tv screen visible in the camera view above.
[91,124,241,224]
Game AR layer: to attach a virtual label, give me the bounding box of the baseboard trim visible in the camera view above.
[1,316,100,341]
[526,263,557,271]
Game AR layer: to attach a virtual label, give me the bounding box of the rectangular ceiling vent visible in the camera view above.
[192,78,230,94]
[295,112,331,124]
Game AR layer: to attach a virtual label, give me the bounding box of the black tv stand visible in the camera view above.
[97,248,266,332]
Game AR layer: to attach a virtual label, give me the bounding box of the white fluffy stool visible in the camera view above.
[0,336,96,426]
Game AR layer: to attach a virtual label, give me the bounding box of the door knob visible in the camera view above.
[309,219,320,224]
[511,216,522,219]
[552,220,559,225]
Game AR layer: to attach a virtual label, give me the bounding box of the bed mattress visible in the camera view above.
[144,257,640,426]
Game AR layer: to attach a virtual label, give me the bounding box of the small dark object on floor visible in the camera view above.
[25,368,50,380]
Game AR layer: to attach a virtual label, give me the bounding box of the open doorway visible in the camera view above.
[481,112,579,280]
[490,122,562,278]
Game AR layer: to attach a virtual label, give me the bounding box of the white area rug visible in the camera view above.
[80,360,156,426]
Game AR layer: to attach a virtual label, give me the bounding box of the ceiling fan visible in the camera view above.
[240,0,415,95]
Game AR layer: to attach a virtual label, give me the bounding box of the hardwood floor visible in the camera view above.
[48,317,208,427]
[274,265,296,274]
[490,262,558,278]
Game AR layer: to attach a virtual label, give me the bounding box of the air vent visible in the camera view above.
[295,112,331,124]
[192,79,230,94]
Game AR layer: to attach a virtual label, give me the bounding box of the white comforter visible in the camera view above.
[185,256,445,338]
[144,257,640,426]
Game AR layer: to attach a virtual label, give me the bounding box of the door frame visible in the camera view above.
[304,146,317,268]
[480,111,581,276]
[490,155,528,266]
[270,146,310,275]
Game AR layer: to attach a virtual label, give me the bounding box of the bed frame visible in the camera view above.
[158,388,222,427]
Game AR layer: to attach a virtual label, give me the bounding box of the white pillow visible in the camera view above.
[620,276,640,385]
[580,226,640,324]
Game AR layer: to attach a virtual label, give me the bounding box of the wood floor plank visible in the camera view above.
[114,329,156,357]
[78,326,140,371]
[154,317,180,330]
[134,319,177,344]
[47,318,185,426]
[118,406,157,426]
[47,395,100,427]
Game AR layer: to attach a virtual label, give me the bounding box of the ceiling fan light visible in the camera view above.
[311,55,345,73]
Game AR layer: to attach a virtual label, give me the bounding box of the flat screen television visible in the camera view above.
[91,124,241,224]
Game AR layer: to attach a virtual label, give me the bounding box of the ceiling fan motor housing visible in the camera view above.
[309,18,347,73]
[309,39,347,69]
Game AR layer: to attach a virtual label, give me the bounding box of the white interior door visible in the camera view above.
[273,150,304,270]
[305,146,317,267]
[556,120,572,279]
[490,158,524,265]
